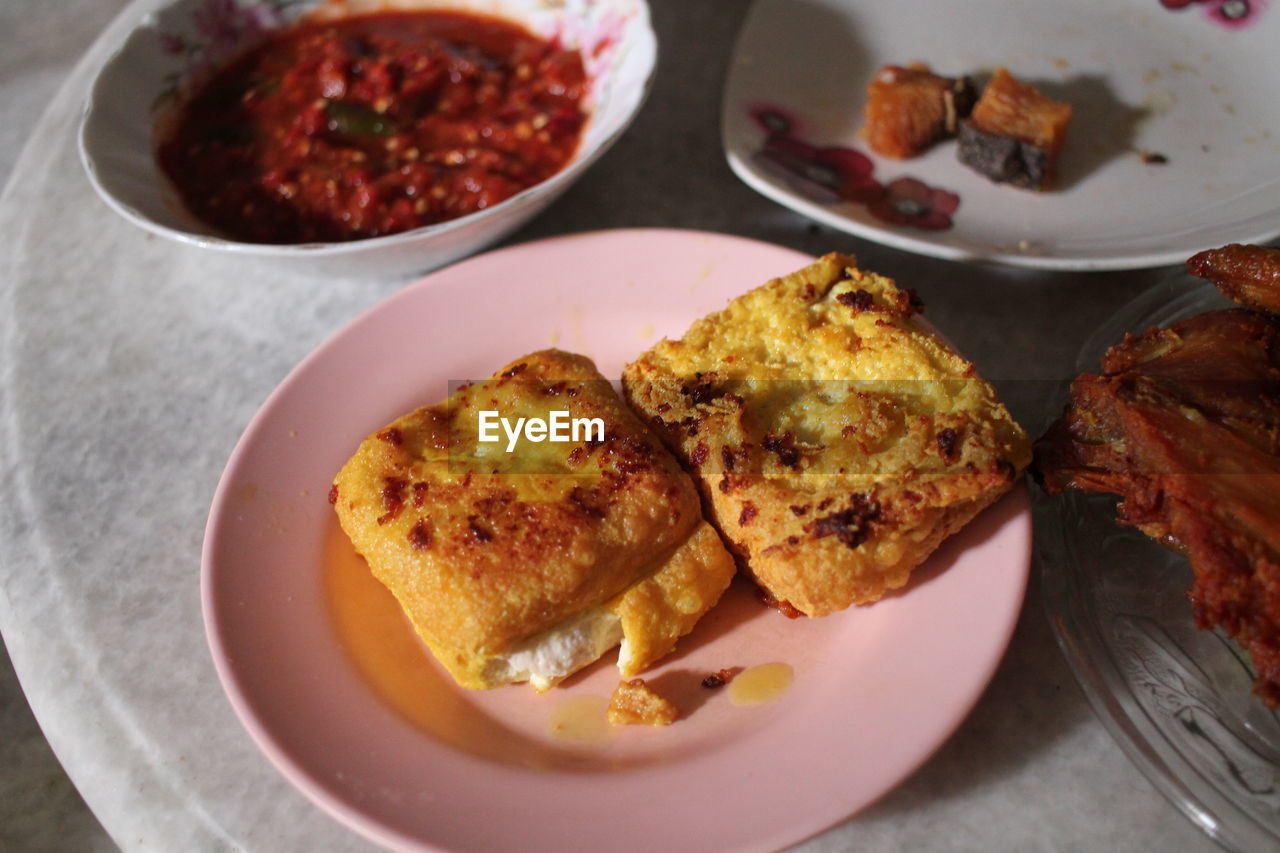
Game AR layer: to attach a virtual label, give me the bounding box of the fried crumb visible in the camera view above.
[1138,148,1169,165]
[702,668,736,689]
[607,678,679,726]
[757,587,804,619]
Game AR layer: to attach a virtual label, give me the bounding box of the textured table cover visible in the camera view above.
[0,1,1224,851]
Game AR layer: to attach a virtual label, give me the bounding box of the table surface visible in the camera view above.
[0,1,1231,851]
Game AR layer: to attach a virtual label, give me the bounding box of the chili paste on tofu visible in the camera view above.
[158,12,588,243]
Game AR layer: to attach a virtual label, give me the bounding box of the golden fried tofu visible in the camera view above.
[622,254,1029,616]
[607,678,679,726]
[332,350,735,691]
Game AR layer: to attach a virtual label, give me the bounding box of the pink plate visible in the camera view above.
[202,228,1031,852]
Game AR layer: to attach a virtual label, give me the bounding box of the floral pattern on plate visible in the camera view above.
[1159,0,1269,29]
[747,103,960,231]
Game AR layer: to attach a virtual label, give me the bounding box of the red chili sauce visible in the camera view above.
[158,12,588,244]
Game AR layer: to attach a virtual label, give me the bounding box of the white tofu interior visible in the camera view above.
[486,606,624,690]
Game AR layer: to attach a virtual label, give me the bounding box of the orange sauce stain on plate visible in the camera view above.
[323,520,468,735]
[728,662,794,706]
[546,694,616,746]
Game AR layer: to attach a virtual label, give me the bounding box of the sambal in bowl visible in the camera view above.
[79,0,655,278]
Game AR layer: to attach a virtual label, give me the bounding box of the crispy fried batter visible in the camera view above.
[607,678,679,726]
[1037,245,1280,704]
[622,254,1030,616]
[333,350,735,690]
[863,63,975,158]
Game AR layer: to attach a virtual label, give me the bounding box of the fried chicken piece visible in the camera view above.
[1037,248,1280,704]
[1187,243,1280,315]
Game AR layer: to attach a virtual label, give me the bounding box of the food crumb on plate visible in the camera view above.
[702,668,737,688]
[608,679,679,726]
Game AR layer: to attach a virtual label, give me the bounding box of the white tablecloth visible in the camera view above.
[0,2,1225,851]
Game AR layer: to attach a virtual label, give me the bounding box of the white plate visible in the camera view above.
[722,0,1280,270]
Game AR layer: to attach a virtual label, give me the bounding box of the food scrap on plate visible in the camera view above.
[957,68,1073,190]
[607,678,679,726]
[863,63,976,159]
[864,63,1073,191]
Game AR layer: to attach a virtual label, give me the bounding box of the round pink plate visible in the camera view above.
[202,228,1031,852]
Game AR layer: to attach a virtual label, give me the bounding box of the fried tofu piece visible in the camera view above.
[332,350,736,690]
[608,678,679,726]
[622,254,1030,617]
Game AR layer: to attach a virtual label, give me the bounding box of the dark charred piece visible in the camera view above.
[956,121,1050,190]
[807,494,881,550]
[701,668,736,688]
[955,68,1071,191]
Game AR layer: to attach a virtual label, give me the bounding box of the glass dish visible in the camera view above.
[1036,272,1280,853]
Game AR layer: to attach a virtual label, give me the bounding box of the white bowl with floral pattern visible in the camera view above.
[79,0,656,278]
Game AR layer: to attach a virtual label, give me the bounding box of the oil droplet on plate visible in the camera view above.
[547,694,616,746]
[728,662,794,707]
